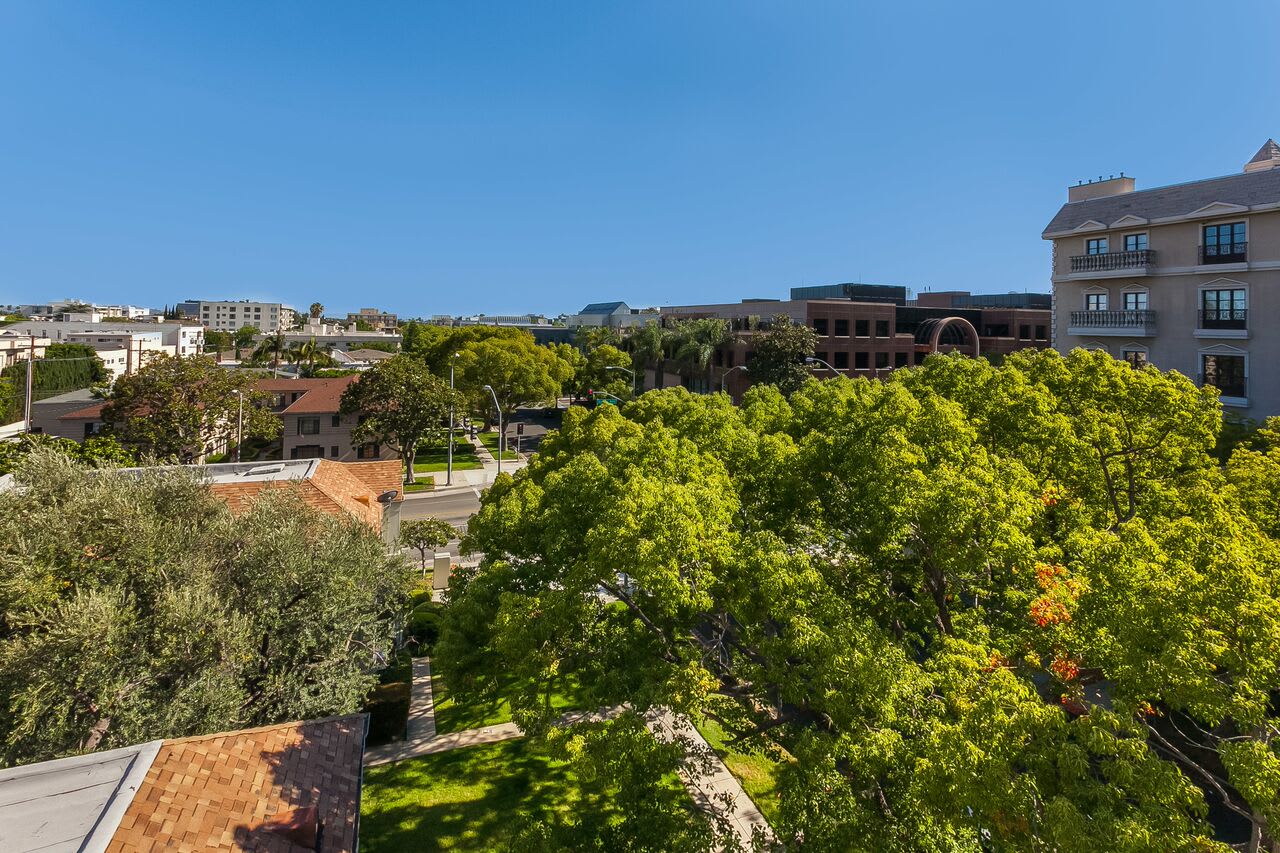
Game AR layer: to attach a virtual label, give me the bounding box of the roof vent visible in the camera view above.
[243,464,286,477]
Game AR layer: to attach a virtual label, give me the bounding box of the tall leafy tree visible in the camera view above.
[626,320,669,389]
[0,433,136,476]
[745,315,818,396]
[233,324,261,360]
[340,355,454,484]
[455,334,574,426]
[399,518,458,576]
[439,349,1277,851]
[0,450,409,765]
[103,354,279,462]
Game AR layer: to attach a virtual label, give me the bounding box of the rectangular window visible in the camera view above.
[1035,325,1046,340]
[1123,291,1148,311]
[983,323,1010,337]
[816,351,829,364]
[1019,324,1031,339]
[875,320,889,337]
[1086,237,1108,255]
[1201,288,1246,328]
[1124,233,1148,252]
[855,351,868,370]
[855,319,869,337]
[1203,222,1247,263]
[834,319,849,337]
[813,318,829,335]
[875,352,889,369]
[357,443,380,459]
[1085,292,1108,311]
[330,446,339,457]
[1123,350,1148,369]
[298,418,320,435]
[331,414,341,427]
[1202,353,1246,399]
[894,352,908,368]
[834,351,849,369]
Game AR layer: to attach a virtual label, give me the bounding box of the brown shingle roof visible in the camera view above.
[278,376,359,415]
[105,715,366,853]
[208,460,386,530]
[343,459,405,502]
[60,402,106,420]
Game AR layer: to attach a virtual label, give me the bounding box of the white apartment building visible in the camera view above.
[0,332,51,371]
[14,300,155,320]
[4,321,204,361]
[181,300,296,333]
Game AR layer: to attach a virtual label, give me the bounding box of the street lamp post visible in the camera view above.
[447,352,460,486]
[805,356,843,375]
[231,389,244,462]
[482,384,502,478]
[604,365,637,397]
[720,364,747,394]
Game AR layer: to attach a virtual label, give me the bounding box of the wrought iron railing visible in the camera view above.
[1197,308,1248,330]
[1069,310,1157,329]
[1069,249,1155,273]
[1200,242,1247,264]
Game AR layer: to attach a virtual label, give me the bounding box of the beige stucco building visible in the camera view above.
[1044,140,1280,418]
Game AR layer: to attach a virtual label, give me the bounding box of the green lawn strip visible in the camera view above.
[414,438,483,473]
[694,715,786,827]
[476,431,519,460]
[431,672,586,735]
[361,738,581,852]
[404,480,434,493]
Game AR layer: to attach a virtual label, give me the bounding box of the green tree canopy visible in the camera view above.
[455,334,574,424]
[102,354,280,463]
[745,314,818,396]
[439,348,1279,851]
[0,450,409,765]
[400,518,458,576]
[340,355,454,485]
[0,433,136,476]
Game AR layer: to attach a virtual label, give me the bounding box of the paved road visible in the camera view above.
[400,489,482,559]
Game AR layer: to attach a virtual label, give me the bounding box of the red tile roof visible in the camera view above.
[105,715,366,853]
[208,460,388,529]
[275,376,359,415]
[343,459,405,502]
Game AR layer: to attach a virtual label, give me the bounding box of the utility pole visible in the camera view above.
[23,336,35,432]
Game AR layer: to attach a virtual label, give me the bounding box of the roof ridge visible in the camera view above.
[157,713,366,746]
[1059,167,1264,207]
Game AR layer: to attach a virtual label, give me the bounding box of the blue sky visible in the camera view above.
[2,2,1278,317]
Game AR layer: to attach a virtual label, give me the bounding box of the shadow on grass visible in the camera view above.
[360,738,578,853]
[431,673,589,736]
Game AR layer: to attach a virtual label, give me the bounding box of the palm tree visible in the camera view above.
[289,336,336,377]
[251,330,288,371]
[309,302,325,319]
[670,318,732,394]
[626,321,668,392]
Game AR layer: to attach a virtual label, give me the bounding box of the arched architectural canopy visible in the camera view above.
[915,316,980,356]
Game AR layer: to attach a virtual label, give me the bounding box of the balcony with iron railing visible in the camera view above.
[1069,249,1156,274]
[1198,308,1248,330]
[1199,242,1247,265]
[1068,309,1157,337]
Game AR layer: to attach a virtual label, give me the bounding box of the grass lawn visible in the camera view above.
[404,480,435,493]
[694,715,787,827]
[361,738,585,852]
[476,431,519,461]
[431,672,586,735]
[414,436,483,473]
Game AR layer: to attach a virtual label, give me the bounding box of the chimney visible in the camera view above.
[1244,138,1280,173]
[1068,174,1136,202]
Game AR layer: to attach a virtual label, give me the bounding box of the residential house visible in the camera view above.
[0,715,367,853]
[1043,140,1280,416]
[258,376,393,462]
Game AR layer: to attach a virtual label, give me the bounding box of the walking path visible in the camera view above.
[364,656,775,849]
[646,708,775,850]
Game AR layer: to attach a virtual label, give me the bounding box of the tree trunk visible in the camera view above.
[403,449,416,485]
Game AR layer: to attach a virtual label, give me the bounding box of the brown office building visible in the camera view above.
[658,284,1051,398]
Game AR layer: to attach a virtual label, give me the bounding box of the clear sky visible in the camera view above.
[2,2,1279,318]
